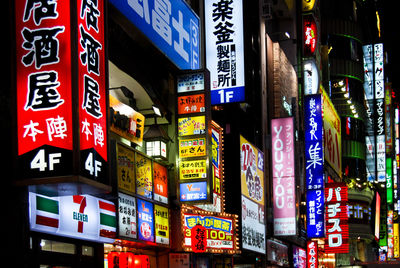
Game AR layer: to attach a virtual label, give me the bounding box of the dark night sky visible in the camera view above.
[381,1,400,101]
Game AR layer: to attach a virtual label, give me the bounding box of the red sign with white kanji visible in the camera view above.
[324,182,349,253]
[77,0,108,182]
[306,240,318,268]
[15,0,108,183]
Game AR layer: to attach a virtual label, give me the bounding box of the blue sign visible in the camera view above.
[304,94,324,190]
[211,87,245,105]
[180,181,207,202]
[137,199,154,242]
[306,189,324,238]
[110,0,200,70]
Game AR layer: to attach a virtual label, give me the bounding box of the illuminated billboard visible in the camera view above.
[324,182,349,253]
[205,0,245,104]
[15,0,108,184]
[240,135,266,253]
[271,118,296,236]
[29,193,116,243]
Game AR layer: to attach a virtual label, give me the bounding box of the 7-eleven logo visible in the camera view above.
[73,195,88,233]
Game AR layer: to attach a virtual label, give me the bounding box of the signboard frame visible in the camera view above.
[176,69,213,205]
[14,0,111,194]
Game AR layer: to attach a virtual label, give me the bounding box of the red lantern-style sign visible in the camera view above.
[108,252,150,268]
[303,14,318,57]
[191,224,207,253]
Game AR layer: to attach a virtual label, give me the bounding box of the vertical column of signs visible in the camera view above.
[304,95,325,239]
[176,71,213,204]
[114,142,170,246]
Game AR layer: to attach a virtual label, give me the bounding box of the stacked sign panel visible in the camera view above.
[271,118,296,236]
[113,142,170,246]
[240,135,266,253]
[177,71,212,204]
[205,0,245,104]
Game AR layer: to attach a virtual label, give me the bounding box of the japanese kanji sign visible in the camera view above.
[16,0,73,178]
[77,0,108,182]
[205,0,245,104]
[118,192,137,239]
[324,182,349,253]
[304,94,324,190]
[183,212,236,251]
[15,0,108,184]
[191,224,207,253]
[178,94,205,115]
[176,70,212,205]
[306,240,318,268]
[109,0,200,70]
[271,117,296,236]
[240,135,265,253]
[303,14,317,57]
[306,189,324,238]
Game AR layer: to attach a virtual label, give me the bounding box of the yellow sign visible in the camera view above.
[110,94,145,146]
[395,223,399,258]
[179,137,206,158]
[155,205,169,245]
[117,143,135,193]
[321,87,342,178]
[178,116,206,136]
[135,153,153,198]
[302,0,316,11]
[240,135,265,206]
[179,159,207,180]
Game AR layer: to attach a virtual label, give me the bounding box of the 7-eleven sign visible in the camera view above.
[29,192,116,243]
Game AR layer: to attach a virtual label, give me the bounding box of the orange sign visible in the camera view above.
[178,94,205,114]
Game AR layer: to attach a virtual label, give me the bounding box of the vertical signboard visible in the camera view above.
[137,198,154,242]
[271,118,296,236]
[118,192,137,239]
[77,0,108,183]
[324,182,349,253]
[177,70,212,205]
[153,162,168,204]
[136,153,153,199]
[304,94,324,190]
[15,0,73,179]
[306,240,318,268]
[155,204,169,245]
[303,14,317,57]
[116,143,135,193]
[322,88,341,178]
[15,0,108,185]
[109,0,200,70]
[205,0,245,104]
[195,122,224,212]
[240,135,265,253]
